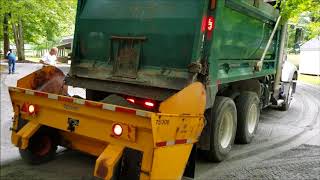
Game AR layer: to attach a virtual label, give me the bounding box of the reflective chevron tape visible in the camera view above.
[155,139,193,147]
[9,87,151,118]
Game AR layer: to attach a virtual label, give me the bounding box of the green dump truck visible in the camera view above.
[67,0,297,160]
[10,0,298,179]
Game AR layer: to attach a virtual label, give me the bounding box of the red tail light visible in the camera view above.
[126,98,135,103]
[201,16,215,32]
[125,96,158,110]
[201,16,208,32]
[144,101,155,108]
[22,103,38,115]
[207,16,215,31]
[210,0,217,10]
[28,104,35,114]
[112,124,123,136]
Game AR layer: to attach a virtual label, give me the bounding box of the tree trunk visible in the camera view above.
[12,23,20,59]
[3,13,10,57]
[12,18,25,61]
[18,18,25,60]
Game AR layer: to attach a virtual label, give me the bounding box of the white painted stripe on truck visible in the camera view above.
[9,87,21,92]
[48,94,58,100]
[156,139,194,147]
[136,110,150,117]
[102,104,116,111]
[166,140,175,146]
[73,98,85,105]
[25,90,34,95]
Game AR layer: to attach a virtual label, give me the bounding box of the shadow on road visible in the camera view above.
[1,150,97,180]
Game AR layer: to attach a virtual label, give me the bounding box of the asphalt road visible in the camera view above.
[1,63,319,180]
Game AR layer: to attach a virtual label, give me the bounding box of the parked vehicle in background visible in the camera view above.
[8,0,298,179]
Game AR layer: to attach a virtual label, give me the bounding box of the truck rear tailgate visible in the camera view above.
[70,0,206,91]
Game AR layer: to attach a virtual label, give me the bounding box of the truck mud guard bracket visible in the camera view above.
[11,121,41,149]
[94,144,125,180]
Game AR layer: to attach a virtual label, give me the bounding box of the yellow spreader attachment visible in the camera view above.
[9,76,205,179]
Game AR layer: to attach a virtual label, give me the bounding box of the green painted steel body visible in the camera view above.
[210,0,280,84]
[69,0,282,102]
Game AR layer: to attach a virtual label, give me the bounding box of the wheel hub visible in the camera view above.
[288,84,293,105]
[219,111,233,149]
[248,103,258,134]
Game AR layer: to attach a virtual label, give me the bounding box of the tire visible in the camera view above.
[19,131,58,165]
[235,92,260,144]
[280,81,293,111]
[292,72,298,93]
[206,96,237,162]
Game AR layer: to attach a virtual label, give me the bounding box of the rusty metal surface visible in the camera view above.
[70,63,190,90]
[65,76,176,101]
[111,36,146,79]
[113,47,140,78]
[17,66,68,95]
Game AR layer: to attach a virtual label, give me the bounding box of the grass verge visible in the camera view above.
[25,56,40,63]
[298,74,320,86]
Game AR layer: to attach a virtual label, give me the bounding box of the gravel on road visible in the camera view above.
[213,144,320,180]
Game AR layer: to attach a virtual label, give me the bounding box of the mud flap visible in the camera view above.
[119,148,143,180]
[183,146,197,178]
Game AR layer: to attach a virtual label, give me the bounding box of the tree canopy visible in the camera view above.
[1,0,319,56]
[0,0,77,45]
[279,0,320,40]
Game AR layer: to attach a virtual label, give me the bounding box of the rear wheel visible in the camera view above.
[206,97,237,162]
[19,131,57,165]
[235,92,260,144]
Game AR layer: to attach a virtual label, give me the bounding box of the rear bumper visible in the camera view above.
[9,82,205,180]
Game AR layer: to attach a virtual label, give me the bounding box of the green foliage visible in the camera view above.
[0,0,77,46]
[279,0,320,40]
[0,0,4,41]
